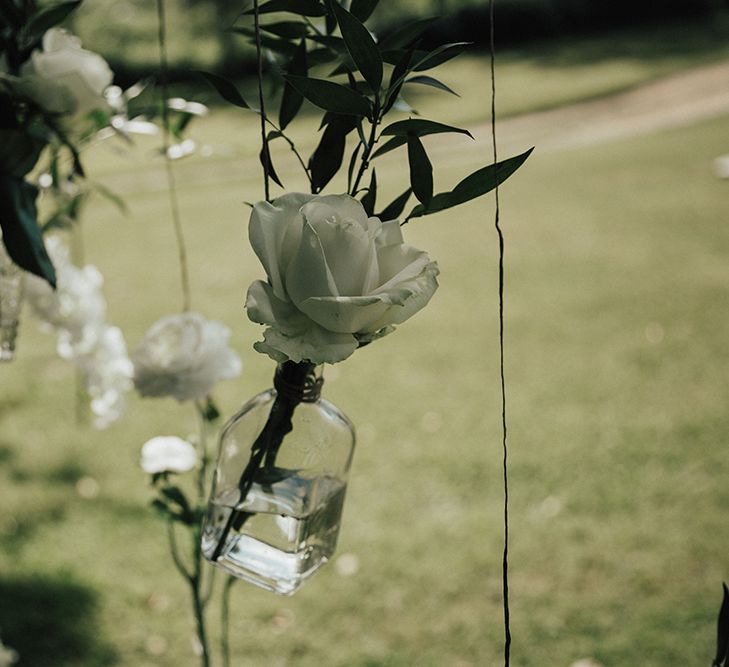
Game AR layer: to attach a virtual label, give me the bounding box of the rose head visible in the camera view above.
[17,29,112,127]
[132,312,242,402]
[246,193,439,364]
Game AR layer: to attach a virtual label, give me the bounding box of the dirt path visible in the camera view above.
[467,59,729,157]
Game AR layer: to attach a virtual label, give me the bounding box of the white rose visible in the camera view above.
[140,436,197,475]
[18,29,112,123]
[132,312,242,401]
[245,193,439,364]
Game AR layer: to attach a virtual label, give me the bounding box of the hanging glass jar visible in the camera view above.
[0,237,23,362]
[201,361,356,595]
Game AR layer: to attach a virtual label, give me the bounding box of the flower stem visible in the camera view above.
[156,0,192,312]
[221,576,236,667]
[210,361,314,561]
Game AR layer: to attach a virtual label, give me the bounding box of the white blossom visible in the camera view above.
[140,436,198,475]
[246,193,439,364]
[0,634,18,667]
[132,312,242,401]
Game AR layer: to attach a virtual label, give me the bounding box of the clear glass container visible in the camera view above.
[0,240,22,362]
[201,375,356,595]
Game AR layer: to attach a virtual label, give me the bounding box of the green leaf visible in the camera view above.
[0,175,56,287]
[308,34,345,50]
[407,135,432,204]
[381,118,472,139]
[330,0,382,92]
[382,41,417,114]
[715,583,729,667]
[309,114,357,193]
[260,21,309,38]
[371,135,406,159]
[360,168,376,214]
[405,147,533,221]
[230,27,297,57]
[405,75,459,96]
[161,486,191,513]
[279,39,307,130]
[0,129,46,178]
[376,188,411,220]
[202,397,221,422]
[26,1,81,37]
[242,0,326,16]
[196,71,250,109]
[285,75,371,117]
[90,181,129,216]
[378,17,439,51]
[349,0,379,22]
[260,143,284,188]
[412,41,471,72]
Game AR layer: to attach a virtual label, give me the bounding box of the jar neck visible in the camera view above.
[273,361,324,404]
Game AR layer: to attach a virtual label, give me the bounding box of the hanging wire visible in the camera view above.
[253,0,271,202]
[489,0,511,664]
[156,0,192,312]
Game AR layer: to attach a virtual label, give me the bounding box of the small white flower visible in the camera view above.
[132,312,242,401]
[140,436,198,475]
[17,28,112,128]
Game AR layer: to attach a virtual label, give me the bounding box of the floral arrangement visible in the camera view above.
[0,1,532,665]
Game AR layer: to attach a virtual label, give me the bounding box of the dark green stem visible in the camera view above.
[210,361,314,561]
[221,576,236,667]
[349,98,381,197]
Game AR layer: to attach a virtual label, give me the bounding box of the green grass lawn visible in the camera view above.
[2,46,729,667]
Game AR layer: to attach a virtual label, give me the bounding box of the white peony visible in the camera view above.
[140,436,198,475]
[132,312,242,401]
[17,28,112,125]
[245,193,439,364]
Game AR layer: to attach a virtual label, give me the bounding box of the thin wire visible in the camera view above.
[253,0,271,202]
[156,0,191,312]
[489,0,511,664]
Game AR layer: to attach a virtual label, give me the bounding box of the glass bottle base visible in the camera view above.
[201,470,346,595]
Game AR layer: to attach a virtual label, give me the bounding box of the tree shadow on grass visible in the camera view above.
[0,573,117,666]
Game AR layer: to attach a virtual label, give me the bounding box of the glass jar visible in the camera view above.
[0,239,22,362]
[201,362,356,595]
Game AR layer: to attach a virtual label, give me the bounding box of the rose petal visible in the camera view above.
[254,325,358,364]
[286,219,340,305]
[299,294,390,333]
[249,193,314,301]
[246,280,308,334]
[375,219,404,248]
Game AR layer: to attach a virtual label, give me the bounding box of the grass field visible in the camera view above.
[2,31,729,667]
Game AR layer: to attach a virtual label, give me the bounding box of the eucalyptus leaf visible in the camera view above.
[330,0,382,92]
[360,169,377,214]
[371,135,407,159]
[196,71,250,109]
[405,147,533,221]
[377,17,439,51]
[407,135,432,204]
[0,175,56,287]
[25,0,81,37]
[242,0,326,17]
[376,188,411,220]
[405,75,459,96]
[381,118,472,139]
[279,39,307,130]
[285,75,371,117]
[309,114,357,192]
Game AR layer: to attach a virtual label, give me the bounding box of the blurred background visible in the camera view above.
[2,1,729,665]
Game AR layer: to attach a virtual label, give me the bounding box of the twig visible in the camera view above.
[253,0,270,202]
